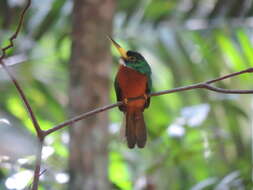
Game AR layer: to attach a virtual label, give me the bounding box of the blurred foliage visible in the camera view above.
[0,0,252,189]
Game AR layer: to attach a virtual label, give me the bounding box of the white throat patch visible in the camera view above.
[119,58,126,66]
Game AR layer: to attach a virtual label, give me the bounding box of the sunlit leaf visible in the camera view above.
[109,152,131,190]
[236,29,253,66]
[216,31,246,70]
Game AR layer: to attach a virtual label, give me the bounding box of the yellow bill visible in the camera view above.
[107,36,128,59]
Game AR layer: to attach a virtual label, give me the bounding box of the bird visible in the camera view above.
[109,36,152,148]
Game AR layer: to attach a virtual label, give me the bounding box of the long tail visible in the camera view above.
[125,111,147,148]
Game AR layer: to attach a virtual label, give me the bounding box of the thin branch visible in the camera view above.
[1,62,44,140]
[200,84,253,94]
[0,0,31,61]
[31,142,43,190]
[205,67,253,84]
[45,67,253,136]
[0,0,43,138]
[44,102,122,135]
[0,1,44,189]
[27,169,47,190]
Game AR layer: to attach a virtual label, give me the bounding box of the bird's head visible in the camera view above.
[108,36,151,75]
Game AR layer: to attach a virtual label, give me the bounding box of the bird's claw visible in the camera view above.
[123,98,128,105]
[143,94,148,102]
[123,95,147,105]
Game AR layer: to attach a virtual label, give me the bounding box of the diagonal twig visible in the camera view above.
[0,0,31,61]
[0,0,41,137]
[0,62,44,139]
[44,102,122,135]
[206,68,253,84]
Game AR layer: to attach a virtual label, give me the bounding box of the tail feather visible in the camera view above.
[125,111,147,149]
[126,112,136,148]
[135,112,147,148]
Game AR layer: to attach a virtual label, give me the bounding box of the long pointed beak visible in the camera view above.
[107,36,128,59]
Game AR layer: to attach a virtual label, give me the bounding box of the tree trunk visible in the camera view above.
[68,0,115,189]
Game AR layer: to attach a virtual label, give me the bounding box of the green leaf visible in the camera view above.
[216,30,246,70]
[109,152,132,190]
[236,29,253,66]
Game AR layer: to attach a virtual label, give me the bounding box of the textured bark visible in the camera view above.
[69,0,115,189]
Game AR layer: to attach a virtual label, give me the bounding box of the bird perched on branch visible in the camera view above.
[109,37,152,148]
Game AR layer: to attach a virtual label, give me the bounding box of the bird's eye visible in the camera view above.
[129,56,137,61]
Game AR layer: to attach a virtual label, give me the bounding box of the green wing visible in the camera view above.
[114,78,125,112]
[145,75,152,108]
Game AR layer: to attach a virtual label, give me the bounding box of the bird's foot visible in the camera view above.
[123,98,128,105]
[143,94,148,102]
